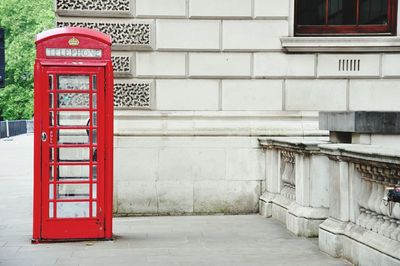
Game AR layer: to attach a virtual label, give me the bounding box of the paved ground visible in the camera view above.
[0,135,350,266]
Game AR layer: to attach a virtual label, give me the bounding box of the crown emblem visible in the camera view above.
[68,37,79,46]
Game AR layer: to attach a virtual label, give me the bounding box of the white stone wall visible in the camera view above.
[55,0,400,214]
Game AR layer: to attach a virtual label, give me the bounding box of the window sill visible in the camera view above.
[281,36,400,52]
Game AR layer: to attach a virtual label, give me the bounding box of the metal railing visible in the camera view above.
[0,120,33,139]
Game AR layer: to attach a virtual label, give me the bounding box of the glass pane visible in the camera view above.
[49,93,54,108]
[328,0,357,25]
[297,0,326,25]
[92,76,97,91]
[359,0,388,24]
[58,75,89,90]
[92,202,97,217]
[93,130,97,144]
[58,129,89,144]
[49,148,54,162]
[93,112,97,126]
[92,184,97,199]
[58,93,89,109]
[49,75,53,90]
[50,166,54,181]
[92,94,97,109]
[57,184,90,199]
[58,165,90,181]
[49,202,54,218]
[49,112,54,126]
[58,147,90,162]
[49,184,54,199]
[56,202,90,218]
[57,111,90,126]
[93,165,97,180]
[93,148,97,162]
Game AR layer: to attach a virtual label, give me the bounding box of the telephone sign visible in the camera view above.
[0,28,5,88]
[32,27,114,242]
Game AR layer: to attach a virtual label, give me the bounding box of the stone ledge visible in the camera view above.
[320,218,400,264]
[259,137,329,152]
[281,36,400,52]
[320,111,400,134]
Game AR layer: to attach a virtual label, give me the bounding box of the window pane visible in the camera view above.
[58,93,89,109]
[328,0,357,25]
[57,202,89,218]
[297,0,326,25]
[360,0,388,24]
[58,165,90,182]
[58,75,89,90]
[57,184,90,200]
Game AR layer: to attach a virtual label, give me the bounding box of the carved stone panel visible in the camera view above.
[114,80,153,109]
[112,54,134,77]
[56,0,132,17]
[57,19,153,50]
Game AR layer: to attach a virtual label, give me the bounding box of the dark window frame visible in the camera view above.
[294,0,398,36]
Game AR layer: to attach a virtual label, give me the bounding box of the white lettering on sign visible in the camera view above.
[46,48,102,58]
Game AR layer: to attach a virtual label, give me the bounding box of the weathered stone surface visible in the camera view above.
[319,111,400,134]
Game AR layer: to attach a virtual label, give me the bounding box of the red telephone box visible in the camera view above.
[32,27,113,242]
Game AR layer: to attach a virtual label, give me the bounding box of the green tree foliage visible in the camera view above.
[0,0,54,120]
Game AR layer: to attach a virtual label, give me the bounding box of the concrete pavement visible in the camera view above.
[0,135,350,266]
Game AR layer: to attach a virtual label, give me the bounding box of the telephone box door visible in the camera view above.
[40,66,105,239]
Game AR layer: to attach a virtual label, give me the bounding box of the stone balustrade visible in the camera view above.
[319,144,400,265]
[259,137,330,237]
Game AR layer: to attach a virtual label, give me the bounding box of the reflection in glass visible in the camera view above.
[359,0,388,24]
[93,112,97,126]
[297,0,326,25]
[92,94,97,109]
[58,129,89,144]
[50,166,54,181]
[93,183,97,199]
[49,148,54,162]
[57,202,90,218]
[92,75,97,91]
[58,165,90,181]
[49,75,54,90]
[57,111,90,126]
[93,165,97,180]
[49,112,54,126]
[57,184,90,199]
[49,93,54,108]
[328,0,356,25]
[58,93,89,109]
[93,130,97,144]
[58,75,89,90]
[58,147,90,162]
[49,202,54,218]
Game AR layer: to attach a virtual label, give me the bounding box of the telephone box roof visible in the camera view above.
[36,27,111,45]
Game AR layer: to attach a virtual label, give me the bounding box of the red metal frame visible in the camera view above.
[33,27,113,243]
[294,0,398,36]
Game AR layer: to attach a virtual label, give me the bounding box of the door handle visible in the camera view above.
[41,132,47,142]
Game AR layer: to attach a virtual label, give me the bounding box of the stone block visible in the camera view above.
[116,181,158,214]
[319,111,400,133]
[285,80,347,111]
[57,18,154,50]
[55,0,133,17]
[158,147,226,181]
[189,0,252,18]
[156,181,194,213]
[114,79,154,109]
[156,20,220,51]
[114,147,158,181]
[193,180,260,213]
[254,0,289,18]
[226,148,265,181]
[136,0,186,18]
[156,79,219,110]
[136,52,186,78]
[222,20,288,51]
[382,54,400,77]
[317,54,380,78]
[349,80,400,111]
[189,53,251,77]
[221,80,283,111]
[254,53,315,78]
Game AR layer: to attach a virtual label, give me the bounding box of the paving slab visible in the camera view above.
[0,135,350,266]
